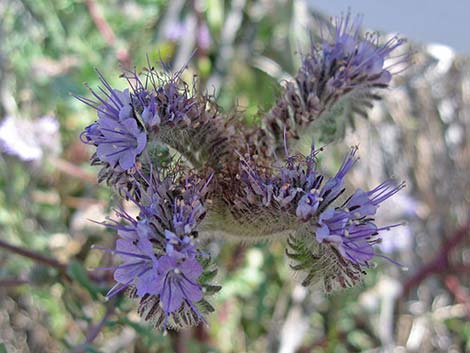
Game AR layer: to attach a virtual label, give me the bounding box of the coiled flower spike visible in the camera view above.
[232,138,405,292]
[252,11,407,158]
[92,168,220,330]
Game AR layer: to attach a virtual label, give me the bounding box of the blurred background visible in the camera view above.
[0,1,469,352]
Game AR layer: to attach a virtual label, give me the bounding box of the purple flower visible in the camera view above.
[311,221,378,267]
[314,209,385,265]
[92,197,208,325]
[296,190,321,221]
[164,21,188,42]
[141,95,160,128]
[94,117,147,170]
[318,146,358,209]
[112,234,159,297]
[238,144,323,213]
[96,214,206,315]
[172,199,206,235]
[132,170,212,236]
[81,122,101,144]
[341,222,378,263]
[255,12,407,158]
[321,12,405,88]
[94,219,159,298]
[197,23,211,50]
[91,166,217,331]
[345,179,405,219]
[78,73,148,170]
[164,230,198,261]
[237,142,358,221]
[312,177,405,266]
[316,208,349,242]
[153,254,204,325]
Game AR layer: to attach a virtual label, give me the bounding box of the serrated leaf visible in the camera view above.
[203,284,222,296]
[196,299,215,314]
[199,268,218,283]
[286,233,364,293]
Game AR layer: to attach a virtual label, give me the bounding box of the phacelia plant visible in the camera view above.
[79,12,408,331]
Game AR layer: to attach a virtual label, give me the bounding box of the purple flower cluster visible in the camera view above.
[293,12,406,120]
[80,65,233,185]
[124,67,233,169]
[78,66,203,172]
[126,67,198,131]
[257,12,407,158]
[94,171,217,329]
[238,142,404,269]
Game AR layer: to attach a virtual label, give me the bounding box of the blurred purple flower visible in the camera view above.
[0,115,60,162]
[163,20,211,50]
[197,23,211,50]
[164,21,188,42]
[376,193,416,253]
[379,224,412,254]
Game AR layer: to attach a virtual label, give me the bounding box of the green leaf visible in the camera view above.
[199,268,218,283]
[67,259,101,300]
